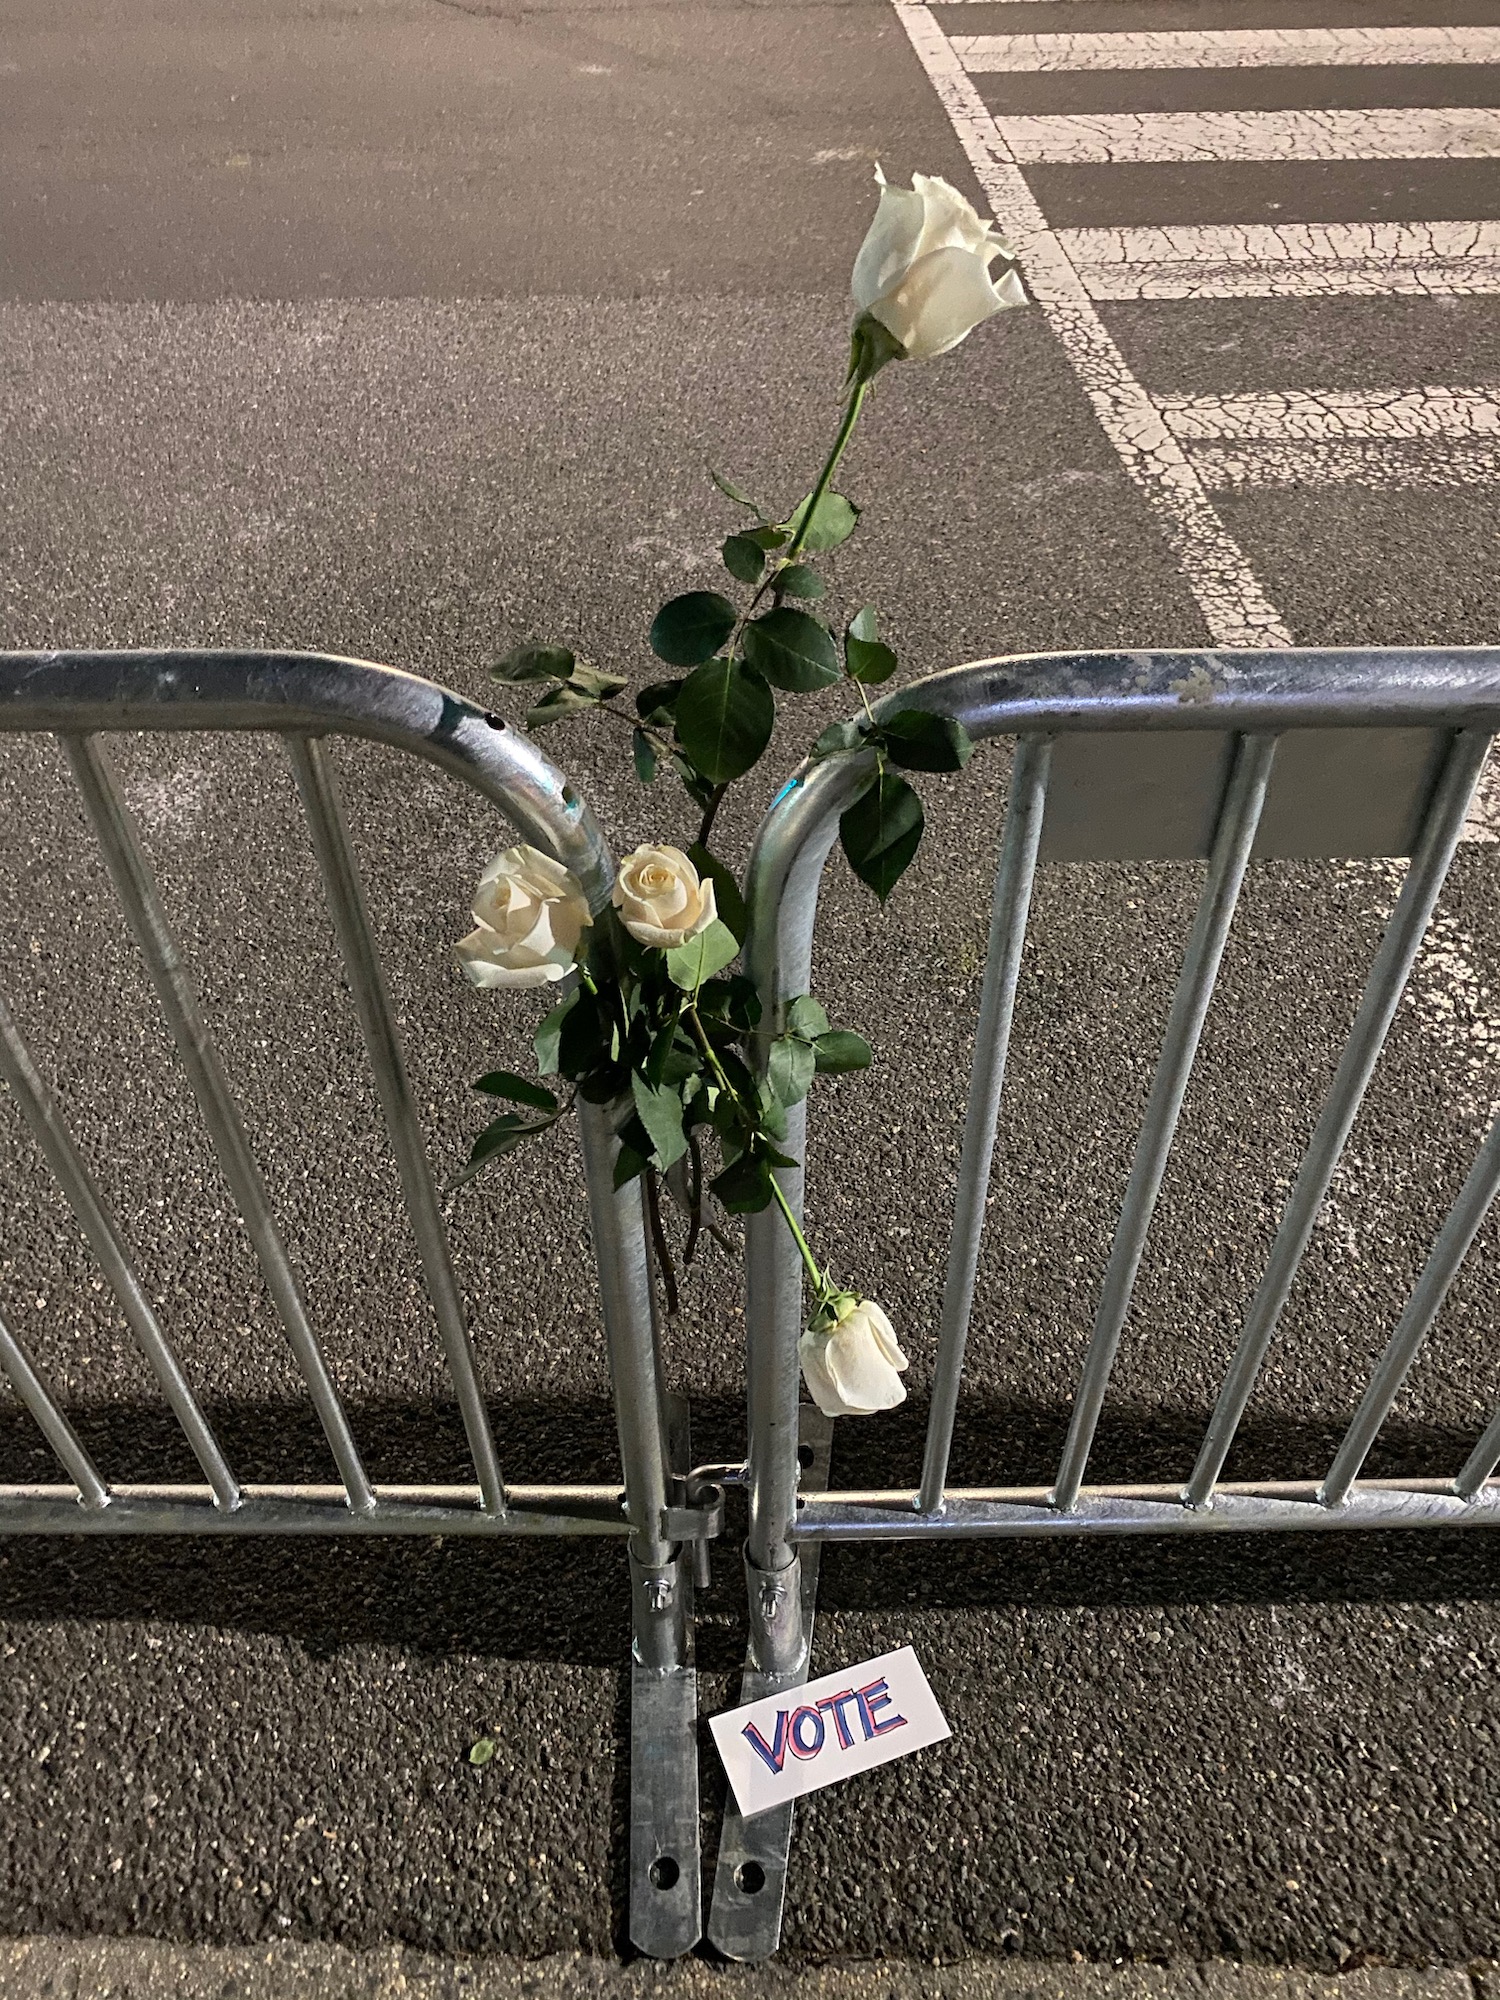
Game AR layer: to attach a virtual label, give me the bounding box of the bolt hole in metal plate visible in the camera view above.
[796,1443,815,1467]
[734,1862,766,1895]
[649,1856,680,1892]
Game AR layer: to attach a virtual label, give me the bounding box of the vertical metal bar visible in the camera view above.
[1456,1407,1500,1499]
[0,1309,110,1508]
[1323,1110,1500,1507]
[577,1102,674,1576]
[285,736,507,1517]
[0,993,240,1509]
[919,735,1052,1514]
[60,731,376,1514]
[1053,732,1278,1512]
[1188,727,1492,1508]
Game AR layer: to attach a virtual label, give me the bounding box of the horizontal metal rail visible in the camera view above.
[0,1483,725,1538]
[792,1477,1500,1541]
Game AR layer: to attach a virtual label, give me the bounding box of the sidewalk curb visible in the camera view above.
[0,1942,1489,2000]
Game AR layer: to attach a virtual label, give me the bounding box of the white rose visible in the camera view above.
[799,1298,908,1419]
[612,844,717,951]
[851,166,1026,362]
[455,843,592,990]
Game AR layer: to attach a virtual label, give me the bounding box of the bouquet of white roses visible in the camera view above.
[453,170,1026,1418]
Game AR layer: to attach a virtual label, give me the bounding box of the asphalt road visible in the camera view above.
[3,0,1500,1972]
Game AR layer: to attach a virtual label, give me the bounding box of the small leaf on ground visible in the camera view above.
[469,1738,497,1767]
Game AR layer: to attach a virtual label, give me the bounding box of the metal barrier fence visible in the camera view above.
[0,649,719,1961]
[709,647,1500,1961]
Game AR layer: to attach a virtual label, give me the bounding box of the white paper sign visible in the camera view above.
[710,1645,950,1818]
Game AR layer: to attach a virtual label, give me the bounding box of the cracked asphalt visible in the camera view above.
[3,0,1500,1973]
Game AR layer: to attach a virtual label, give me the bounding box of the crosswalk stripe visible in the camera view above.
[995,106,1500,163]
[890,1,1292,647]
[954,26,1500,71]
[1187,441,1500,488]
[1156,386,1500,441]
[1058,222,1500,298]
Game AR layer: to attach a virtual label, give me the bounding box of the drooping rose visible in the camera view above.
[612,845,717,951]
[799,1298,908,1418]
[851,166,1026,364]
[455,843,592,989]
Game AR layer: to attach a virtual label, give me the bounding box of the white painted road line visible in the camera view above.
[891,1,1293,647]
[1059,222,1500,299]
[995,107,1500,164]
[955,26,1500,72]
[1187,440,1500,489]
[1157,387,1500,442]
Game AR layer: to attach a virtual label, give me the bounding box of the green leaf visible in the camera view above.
[711,1152,776,1215]
[742,609,841,693]
[631,1072,689,1171]
[813,1030,872,1074]
[469,1737,497,1767]
[845,606,899,686]
[493,644,574,685]
[448,1113,553,1189]
[526,683,601,729]
[809,718,867,762]
[569,664,629,700]
[747,524,790,551]
[785,995,831,1040]
[646,1020,697,1089]
[840,771,925,902]
[668,752,718,813]
[782,491,860,554]
[674,657,775,784]
[613,1138,650,1189]
[558,987,610,1077]
[635,679,685,724]
[710,468,762,514]
[473,1071,558,1113]
[666,918,740,992]
[722,533,765,585]
[767,1034,817,1109]
[633,728,658,784]
[688,842,748,945]
[696,974,761,1033]
[534,993,577,1077]
[877,709,975,773]
[649,592,737,668]
[777,564,825,601]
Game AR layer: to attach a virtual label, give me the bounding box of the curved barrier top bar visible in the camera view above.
[0,649,613,909]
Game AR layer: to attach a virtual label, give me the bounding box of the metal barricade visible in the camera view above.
[0,649,719,1961]
[710,647,1500,1960]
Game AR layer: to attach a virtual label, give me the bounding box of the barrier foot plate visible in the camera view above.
[628,1393,701,1960]
[706,1405,834,1963]
[629,1657,701,1957]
